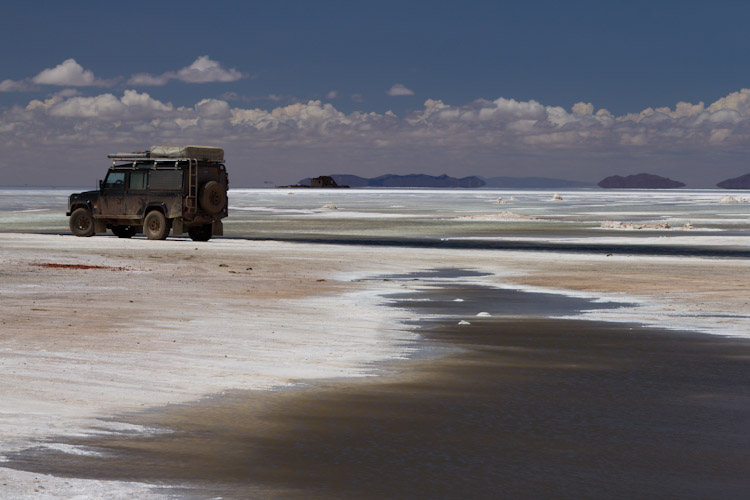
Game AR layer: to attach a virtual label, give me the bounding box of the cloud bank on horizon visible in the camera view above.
[2,58,750,187]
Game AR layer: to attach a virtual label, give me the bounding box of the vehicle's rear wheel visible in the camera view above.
[111,225,136,238]
[143,211,170,240]
[199,181,226,214]
[188,223,212,242]
[69,207,95,237]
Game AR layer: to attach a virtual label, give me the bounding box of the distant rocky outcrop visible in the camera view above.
[297,174,485,188]
[280,175,349,188]
[717,172,750,189]
[310,176,348,188]
[597,173,686,189]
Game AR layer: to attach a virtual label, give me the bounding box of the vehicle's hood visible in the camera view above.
[69,190,99,201]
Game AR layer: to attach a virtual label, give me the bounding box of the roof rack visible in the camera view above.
[110,158,190,169]
[106,145,224,162]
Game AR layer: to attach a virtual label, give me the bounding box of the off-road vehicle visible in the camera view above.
[67,145,228,241]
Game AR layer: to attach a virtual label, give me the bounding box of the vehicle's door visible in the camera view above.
[125,170,147,218]
[147,168,184,218]
[98,171,126,217]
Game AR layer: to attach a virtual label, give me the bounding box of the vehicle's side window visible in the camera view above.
[129,171,147,190]
[148,170,183,190]
[103,172,125,189]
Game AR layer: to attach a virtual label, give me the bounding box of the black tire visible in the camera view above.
[143,211,170,240]
[69,207,95,237]
[188,223,212,242]
[111,225,136,238]
[199,181,226,214]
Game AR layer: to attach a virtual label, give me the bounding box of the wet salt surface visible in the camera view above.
[380,269,634,320]
[6,274,749,499]
[4,188,750,247]
[383,267,492,280]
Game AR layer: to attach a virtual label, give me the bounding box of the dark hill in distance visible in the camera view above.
[717,172,750,189]
[598,173,686,189]
[298,174,485,188]
[297,174,592,188]
[481,176,593,188]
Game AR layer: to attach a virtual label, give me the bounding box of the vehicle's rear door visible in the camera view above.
[147,168,184,218]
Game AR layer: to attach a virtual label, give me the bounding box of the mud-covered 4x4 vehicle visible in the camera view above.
[68,145,228,241]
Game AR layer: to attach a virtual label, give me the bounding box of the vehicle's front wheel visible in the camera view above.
[111,225,136,238]
[69,207,95,237]
[188,223,212,242]
[143,211,170,240]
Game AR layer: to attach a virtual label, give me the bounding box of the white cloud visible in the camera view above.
[0,79,36,92]
[387,83,415,96]
[707,88,750,114]
[174,56,243,83]
[195,99,231,118]
[126,56,244,86]
[175,117,199,129]
[230,100,355,133]
[572,102,594,115]
[32,59,112,87]
[326,90,339,99]
[36,90,172,119]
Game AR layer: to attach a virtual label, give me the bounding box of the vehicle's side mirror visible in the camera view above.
[98,179,103,190]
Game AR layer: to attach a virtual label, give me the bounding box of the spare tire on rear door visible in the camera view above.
[199,181,226,214]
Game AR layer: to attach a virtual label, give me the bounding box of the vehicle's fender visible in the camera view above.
[67,200,93,217]
[144,202,169,219]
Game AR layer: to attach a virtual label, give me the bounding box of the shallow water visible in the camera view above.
[5,279,750,499]
[7,325,750,499]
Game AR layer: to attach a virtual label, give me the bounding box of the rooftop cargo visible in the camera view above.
[149,145,224,161]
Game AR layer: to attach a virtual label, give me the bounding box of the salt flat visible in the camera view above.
[1,232,749,497]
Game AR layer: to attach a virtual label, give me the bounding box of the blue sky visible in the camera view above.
[3,0,750,186]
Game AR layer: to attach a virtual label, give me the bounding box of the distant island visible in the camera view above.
[294,173,591,188]
[717,172,750,189]
[598,173,686,189]
[280,176,350,189]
